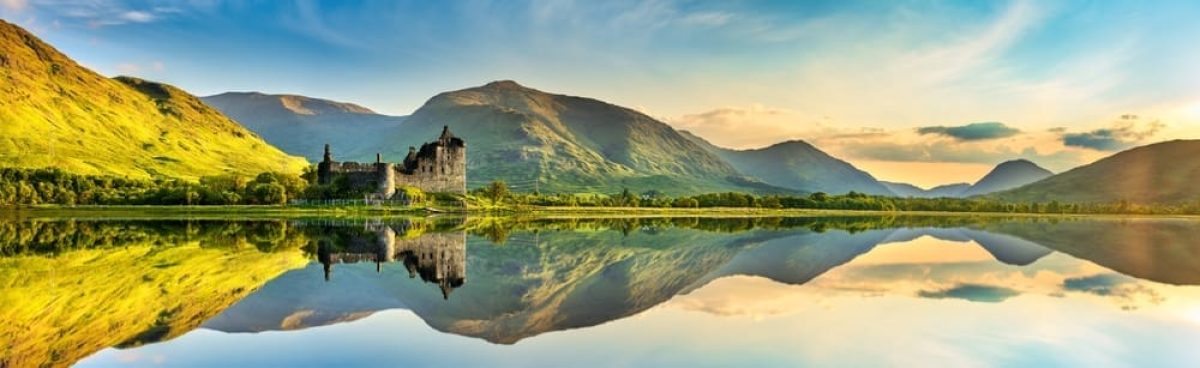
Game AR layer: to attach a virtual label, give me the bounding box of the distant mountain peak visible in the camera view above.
[683,131,893,195]
[961,159,1053,197]
[205,92,377,116]
[763,139,817,151]
[482,80,526,89]
[995,158,1039,168]
[202,92,407,161]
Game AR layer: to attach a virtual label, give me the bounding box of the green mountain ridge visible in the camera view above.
[682,131,894,195]
[363,80,773,194]
[995,140,1200,204]
[202,92,407,161]
[0,20,306,179]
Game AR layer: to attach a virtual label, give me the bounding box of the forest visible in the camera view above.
[2,168,1199,215]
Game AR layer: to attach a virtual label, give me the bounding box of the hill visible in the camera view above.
[364,80,771,194]
[882,181,972,198]
[684,132,893,195]
[202,92,407,161]
[960,159,1053,197]
[0,20,306,179]
[881,159,1050,198]
[995,140,1200,203]
[926,183,972,197]
[881,181,926,197]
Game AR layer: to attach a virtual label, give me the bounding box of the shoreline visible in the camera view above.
[3,204,1199,220]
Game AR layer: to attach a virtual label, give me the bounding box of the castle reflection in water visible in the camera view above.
[305,220,466,299]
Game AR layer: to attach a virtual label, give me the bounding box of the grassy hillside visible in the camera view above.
[683,131,893,195]
[362,80,766,195]
[995,140,1200,204]
[203,92,407,161]
[0,20,307,179]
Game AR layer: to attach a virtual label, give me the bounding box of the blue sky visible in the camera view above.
[3,0,1200,185]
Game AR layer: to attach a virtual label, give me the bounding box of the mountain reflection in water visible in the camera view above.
[2,216,1199,367]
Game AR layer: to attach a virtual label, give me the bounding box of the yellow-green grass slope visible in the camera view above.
[0,238,309,367]
[0,20,307,179]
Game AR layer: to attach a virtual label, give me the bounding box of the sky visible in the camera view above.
[3,0,1200,187]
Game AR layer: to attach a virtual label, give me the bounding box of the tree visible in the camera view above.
[252,183,287,205]
[482,180,510,204]
[617,188,638,207]
[759,196,782,208]
[254,172,278,184]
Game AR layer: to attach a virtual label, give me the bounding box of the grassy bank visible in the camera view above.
[5,204,1200,220]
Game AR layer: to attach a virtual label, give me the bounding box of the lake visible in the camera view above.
[2,214,1199,367]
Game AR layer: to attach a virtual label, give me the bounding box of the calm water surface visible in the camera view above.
[2,215,1199,367]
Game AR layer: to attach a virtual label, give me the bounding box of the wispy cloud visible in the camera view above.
[832,137,1085,169]
[22,0,180,27]
[669,104,824,149]
[918,122,1020,141]
[1062,273,1164,310]
[672,103,1090,171]
[677,11,733,27]
[897,0,1043,84]
[917,283,1020,303]
[1060,115,1165,151]
[118,10,153,23]
[277,0,366,49]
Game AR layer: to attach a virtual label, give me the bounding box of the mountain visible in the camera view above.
[881,159,1049,198]
[365,80,771,194]
[928,183,972,197]
[881,181,925,197]
[995,140,1200,204]
[0,20,306,179]
[202,92,407,161]
[882,182,972,198]
[960,159,1053,197]
[683,132,894,195]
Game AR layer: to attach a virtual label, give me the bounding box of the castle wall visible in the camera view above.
[394,145,466,194]
[316,126,466,196]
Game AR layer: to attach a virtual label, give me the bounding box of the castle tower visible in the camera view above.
[376,152,396,199]
[318,144,335,185]
[404,146,417,172]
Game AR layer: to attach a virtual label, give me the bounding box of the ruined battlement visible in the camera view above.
[317,126,466,196]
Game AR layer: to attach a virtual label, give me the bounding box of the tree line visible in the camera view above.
[0,168,306,205]
[3,168,1199,215]
[473,180,1200,215]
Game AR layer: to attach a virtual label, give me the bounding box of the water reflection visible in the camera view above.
[1,215,1199,367]
[310,221,467,298]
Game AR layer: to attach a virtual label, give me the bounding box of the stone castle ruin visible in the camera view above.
[317,126,466,195]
